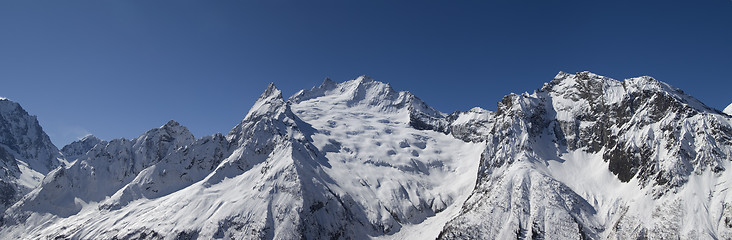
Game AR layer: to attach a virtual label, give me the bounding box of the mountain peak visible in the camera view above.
[79,134,100,142]
[61,134,105,162]
[0,98,59,174]
[0,98,26,115]
[356,75,374,82]
[243,82,287,121]
[162,120,180,128]
[259,82,282,100]
[724,103,732,115]
[321,77,336,88]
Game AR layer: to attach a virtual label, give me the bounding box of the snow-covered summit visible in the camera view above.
[244,82,285,121]
[290,76,448,132]
[725,102,732,115]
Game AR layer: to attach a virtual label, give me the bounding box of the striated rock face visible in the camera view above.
[1,73,731,239]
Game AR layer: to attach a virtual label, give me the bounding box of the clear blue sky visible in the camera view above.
[1,0,731,146]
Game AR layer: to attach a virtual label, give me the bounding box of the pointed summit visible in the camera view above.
[162,120,180,128]
[258,82,282,101]
[321,77,336,89]
[0,98,60,174]
[244,82,286,121]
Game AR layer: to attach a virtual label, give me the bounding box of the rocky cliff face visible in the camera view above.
[0,99,61,215]
[440,72,732,239]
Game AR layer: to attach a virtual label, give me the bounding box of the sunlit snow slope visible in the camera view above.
[0,78,482,239]
[0,72,730,240]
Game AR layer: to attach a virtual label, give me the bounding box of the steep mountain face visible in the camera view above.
[0,99,61,215]
[440,72,732,239]
[0,73,730,239]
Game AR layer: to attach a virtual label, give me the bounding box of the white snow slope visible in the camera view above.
[724,103,732,115]
[0,72,731,240]
[0,78,483,239]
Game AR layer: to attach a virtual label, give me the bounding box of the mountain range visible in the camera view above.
[0,72,730,239]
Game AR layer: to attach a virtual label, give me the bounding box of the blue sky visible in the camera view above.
[1,0,731,146]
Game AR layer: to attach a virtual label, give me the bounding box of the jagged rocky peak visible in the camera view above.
[136,120,194,147]
[6,120,200,219]
[132,120,195,162]
[320,77,337,89]
[541,71,624,105]
[61,135,105,162]
[490,71,732,186]
[447,107,496,142]
[0,98,60,174]
[543,71,717,115]
[0,98,62,215]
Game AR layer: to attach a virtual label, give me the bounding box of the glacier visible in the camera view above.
[0,72,730,239]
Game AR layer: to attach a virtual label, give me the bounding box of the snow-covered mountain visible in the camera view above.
[725,103,732,115]
[0,99,61,215]
[440,72,732,239]
[0,72,730,239]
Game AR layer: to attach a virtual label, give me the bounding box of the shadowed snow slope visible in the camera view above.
[0,73,731,240]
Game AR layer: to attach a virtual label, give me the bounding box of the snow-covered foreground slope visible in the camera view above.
[0,72,730,239]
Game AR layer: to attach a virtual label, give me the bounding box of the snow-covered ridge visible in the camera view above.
[290,75,449,132]
[0,72,730,239]
[60,135,104,163]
